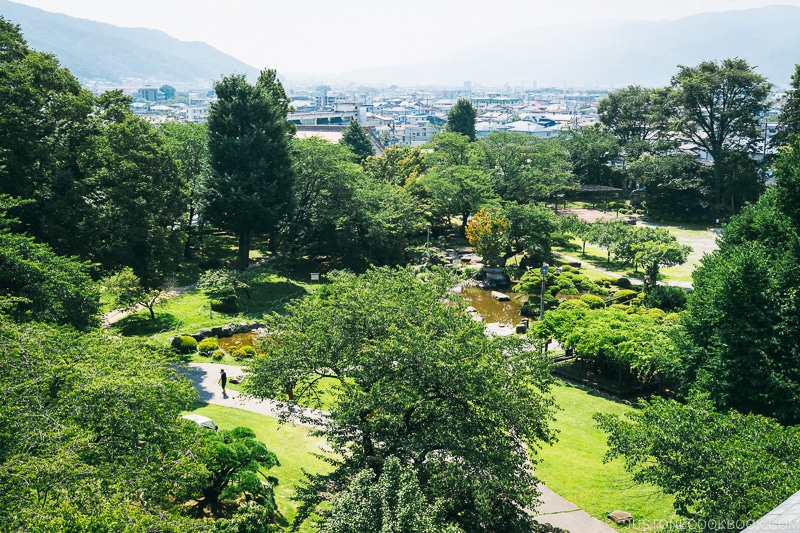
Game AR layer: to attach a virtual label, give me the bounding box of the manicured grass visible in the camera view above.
[554,219,720,286]
[187,403,336,529]
[110,269,315,343]
[535,382,677,532]
[643,221,720,283]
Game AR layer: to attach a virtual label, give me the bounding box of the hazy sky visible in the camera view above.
[10,0,800,74]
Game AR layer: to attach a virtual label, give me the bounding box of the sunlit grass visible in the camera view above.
[186,403,336,529]
[536,382,678,531]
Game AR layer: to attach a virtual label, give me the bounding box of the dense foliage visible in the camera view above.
[248,267,558,533]
[206,71,295,270]
[596,395,800,531]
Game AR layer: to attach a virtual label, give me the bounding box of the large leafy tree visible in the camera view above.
[340,119,375,163]
[78,91,187,287]
[363,144,426,186]
[284,136,362,257]
[339,177,424,268]
[445,98,477,141]
[417,165,494,232]
[561,124,622,187]
[668,58,771,206]
[206,71,295,271]
[683,189,800,424]
[595,395,800,529]
[0,200,100,330]
[159,121,212,258]
[628,154,711,219]
[0,318,206,529]
[323,456,463,533]
[0,18,94,249]
[501,202,559,264]
[597,85,660,165]
[477,132,576,205]
[247,267,557,533]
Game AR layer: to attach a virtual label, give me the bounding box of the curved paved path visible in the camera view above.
[182,362,618,532]
[182,362,323,426]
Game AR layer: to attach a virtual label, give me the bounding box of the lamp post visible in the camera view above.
[539,262,549,321]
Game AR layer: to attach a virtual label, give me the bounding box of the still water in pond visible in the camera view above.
[217,332,257,352]
[459,286,527,324]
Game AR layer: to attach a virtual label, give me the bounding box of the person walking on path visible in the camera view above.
[218,368,227,397]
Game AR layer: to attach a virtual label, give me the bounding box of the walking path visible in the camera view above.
[182,362,619,532]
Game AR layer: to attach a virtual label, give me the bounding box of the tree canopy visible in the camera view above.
[206,71,295,270]
[668,58,771,206]
[247,267,557,533]
[445,98,477,141]
[340,119,375,163]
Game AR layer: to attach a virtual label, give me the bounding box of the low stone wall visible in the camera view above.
[171,321,266,343]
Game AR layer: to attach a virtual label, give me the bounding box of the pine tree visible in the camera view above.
[445,98,477,141]
[340,119,375,163]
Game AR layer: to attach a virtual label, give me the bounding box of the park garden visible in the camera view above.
[4,15,800,533]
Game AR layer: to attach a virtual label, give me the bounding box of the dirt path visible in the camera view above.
[103,283,196,326]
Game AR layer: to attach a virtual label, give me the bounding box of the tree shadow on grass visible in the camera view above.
[114,313,181,336]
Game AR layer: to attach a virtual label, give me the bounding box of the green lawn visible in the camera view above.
[187,403,336,530]
[535,382,677,532]
[553,220,719,285]
[109,269,316,344]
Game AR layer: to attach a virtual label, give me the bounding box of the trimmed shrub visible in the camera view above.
[609,303,629,311]
[560,265,576,273]
[211,349,225,361]
[647,284,689,312]
[171,335,198,354]
[231,347,248,360]
[550,232,573,248]
[579,294,605,309]
[241,345,256,358]
[558,299,590,310]
[611,289,638,304]
[616,277,632,289]
[211,296,238,313]
[198,337,218,357]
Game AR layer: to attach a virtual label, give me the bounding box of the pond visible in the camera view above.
[217,332,258,352]
[458,285,527,324]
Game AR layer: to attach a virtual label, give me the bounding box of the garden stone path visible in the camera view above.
[183,362,620,532]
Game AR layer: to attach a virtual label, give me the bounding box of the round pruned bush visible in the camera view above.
[211,296,238,313]
[646,284,689,312]
[211,349,225,361]
[616,277,632,289]
[579,294,606,309]
[558,299,590,310]
[241,345,256,358]
[171,335,198,354]
[612,289,638,303]
[198,337,218,357]
[231,347,248,360]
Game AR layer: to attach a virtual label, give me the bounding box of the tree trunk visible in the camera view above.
[237,229,251,272]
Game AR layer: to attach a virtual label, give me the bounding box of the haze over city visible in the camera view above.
[10,0,800,76]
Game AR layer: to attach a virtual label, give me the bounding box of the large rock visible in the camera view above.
[491,291,511,301]
[483,266,510,287]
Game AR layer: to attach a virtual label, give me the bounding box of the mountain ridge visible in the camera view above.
[2,1,799,89]
[0,0,260,87]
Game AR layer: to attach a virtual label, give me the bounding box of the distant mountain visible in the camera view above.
[341,5,800,88]
[0,0,259,88]
[3,1,799,90]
